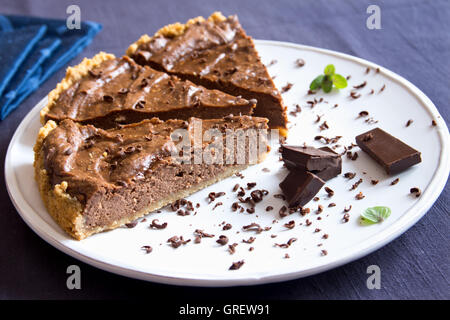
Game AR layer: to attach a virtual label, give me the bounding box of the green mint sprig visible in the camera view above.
[309,64,348,93]
[360,206,391,225]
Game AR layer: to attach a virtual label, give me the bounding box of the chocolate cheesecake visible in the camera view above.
[41,52,256,129]
[127,12,288,135]
[34,116,269,239]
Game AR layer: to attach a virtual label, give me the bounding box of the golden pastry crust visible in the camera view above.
[40,51,115,125]
[126,12,227,56]
[34,120,86,240]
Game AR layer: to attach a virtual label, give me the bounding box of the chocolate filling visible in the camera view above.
[130,15,287,130]
[45,56,255,129]
[42,116,268,231]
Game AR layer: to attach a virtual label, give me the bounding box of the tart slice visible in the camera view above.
[127,12,288,135]
[40,52,256,129]
[34,116,269,240]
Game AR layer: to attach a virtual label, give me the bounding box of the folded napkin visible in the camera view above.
[0,15,102,119]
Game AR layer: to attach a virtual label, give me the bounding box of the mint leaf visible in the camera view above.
[331,74,348,89]
[309,64,348,93]
[322,77,333,93]
[360,206,391,225]
[324,64,335,76]
[310,75,324,90]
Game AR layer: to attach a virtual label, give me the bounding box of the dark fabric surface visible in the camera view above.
[0,0,448,299]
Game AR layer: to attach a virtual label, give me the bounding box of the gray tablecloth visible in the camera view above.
[0,0,448,299]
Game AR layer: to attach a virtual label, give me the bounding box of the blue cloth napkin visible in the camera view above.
[0,15,102,120]
[0,24,47,98]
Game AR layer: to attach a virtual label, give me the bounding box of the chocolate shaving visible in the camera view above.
[324,187,334,197]
[343,213,350,223]
[125,221,138,228]
[141,245,152,254]
[344,172,356,179]
[350,178,363,190]
[353,81,367,89]
[247,182,257,190]
[355,192,365,200]
[229,260,244,270]
[167,236,191,248]
[350,91,361,99]
[223,223,232,230]
[275,237,297,248]
[228,243,238,255]
[279,205,288,217]
[149,219,168,229]
[281,82,293,93]
[284,220,295,229]
[295,58,305,67]
[213,202,223,210]
[300,207,310,216]
[274,194,286,200]
[216,235,229,246]
[243,237,256,244]
[410,187,421,197]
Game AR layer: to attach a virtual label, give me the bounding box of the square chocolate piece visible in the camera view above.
[355,127,421,175]
[281,145,342,181]
[279,170,325,208]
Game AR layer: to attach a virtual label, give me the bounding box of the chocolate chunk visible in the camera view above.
[281,145,342,181]
[279,170,325,208]
[355,128,421,174]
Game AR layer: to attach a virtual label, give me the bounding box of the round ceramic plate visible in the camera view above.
[5,40,449,287]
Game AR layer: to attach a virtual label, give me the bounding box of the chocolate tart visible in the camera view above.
[34,116,269,239]
[41,52,256,129]
[127,12,288,135]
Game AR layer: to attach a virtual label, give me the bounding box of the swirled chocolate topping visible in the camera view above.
[44,56,256,128]
[129,14,287,133]
[42,116,268,203]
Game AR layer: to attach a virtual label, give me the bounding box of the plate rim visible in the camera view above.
[5,39,450,287]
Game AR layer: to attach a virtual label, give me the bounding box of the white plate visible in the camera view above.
[5,40,449,287]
